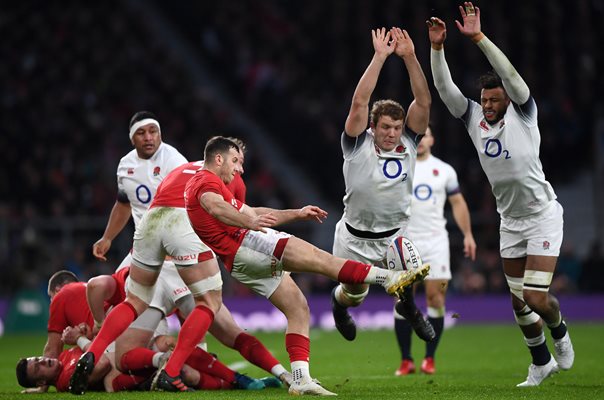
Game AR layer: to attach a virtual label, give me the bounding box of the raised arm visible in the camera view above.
[345,28,396,137]
[199,192,276,232]
[455,2,530,104]
[92,200,131,261]
[428,17,469,118]
[448,193,477,261]
[391,27,431,135]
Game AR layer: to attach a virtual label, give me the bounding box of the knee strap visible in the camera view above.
[338,285,369,306]
[126,277,155,305]
[524,270,553,292]
[514,304,541,326]
[505,274,524,301]
[187,272,223,297]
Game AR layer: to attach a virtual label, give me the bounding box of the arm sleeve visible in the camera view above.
[341,130,366,157]
[476,36,530,105]
[430,48,470,118]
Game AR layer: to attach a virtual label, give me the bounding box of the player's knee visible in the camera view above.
[522,289,548,311]
[522,269,552,310]
[126,278,155,306]
[188,272,223,297]
[426,292,445,308]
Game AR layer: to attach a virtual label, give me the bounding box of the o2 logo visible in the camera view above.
[383,159,408,181]
[484,139,511,159]
[414,184,433,201]
[136,184,152,204]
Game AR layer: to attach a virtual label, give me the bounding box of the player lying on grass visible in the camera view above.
[17,327,271,393]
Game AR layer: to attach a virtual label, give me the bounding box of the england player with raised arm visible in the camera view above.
[395,126,476,376]
[330,27,434,343]
[427,2,574,387]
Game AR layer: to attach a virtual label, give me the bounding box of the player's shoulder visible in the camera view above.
[118,149,139,168]
[157,142,186,159]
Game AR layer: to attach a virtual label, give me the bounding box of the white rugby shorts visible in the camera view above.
[231,228,291,298]
[412,233,451,280]
[332,218,408,268]
[500,200,563,258]
[132,207,214,268]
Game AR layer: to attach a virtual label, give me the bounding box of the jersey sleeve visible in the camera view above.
[341,130,367,157]
[404,125,424,147]
[512,96,538,127]
[445,165,461,196]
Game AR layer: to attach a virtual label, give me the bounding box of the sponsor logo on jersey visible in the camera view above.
[433,169,439,176]
[153,166,161,176]
[542,241,550,250]
[127,168,134,175]
[479,121,489,132]
[395,145,406,153]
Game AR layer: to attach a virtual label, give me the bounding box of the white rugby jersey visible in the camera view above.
[116,142,187,228]
[462,97,556,218]
[340,127,421,232]
[408,155,460,239]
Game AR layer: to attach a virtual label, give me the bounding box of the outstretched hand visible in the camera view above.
[371,27,396,59]
[298,205,328,224]
[455,2,482,40]
[391,27,415,58]
[426,17,447,46]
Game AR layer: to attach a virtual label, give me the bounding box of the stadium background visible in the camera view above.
[1,0,603,335]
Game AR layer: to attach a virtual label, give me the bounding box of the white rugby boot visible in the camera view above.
[288,377,337,396]
[516,356,559,387]
[384,264,430,296]
[553,332,575,370]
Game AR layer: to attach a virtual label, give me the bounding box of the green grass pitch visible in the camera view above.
[1,323,603,399]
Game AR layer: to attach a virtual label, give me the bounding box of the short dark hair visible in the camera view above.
[370,100,406,127]
[16,358,35,388]
[47,270,78,297]
[204,136,240,164]
[129,111,158,129]
[478,70,504,90]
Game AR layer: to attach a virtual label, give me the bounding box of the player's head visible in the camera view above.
[204,136,241,184]
[129,111,162,159]
[16,357,61,388]
[370,100,406,152]
[478,71,510,124]
[226,137,246,175]
[417,125,434,158]
[47,270,78,298]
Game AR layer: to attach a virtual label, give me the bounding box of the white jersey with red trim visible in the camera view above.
[408,155,460,240]
[340,128,421,232]
[463,98,556,218]
[116,142,187,228]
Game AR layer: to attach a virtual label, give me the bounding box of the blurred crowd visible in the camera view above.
[1,0,602,299]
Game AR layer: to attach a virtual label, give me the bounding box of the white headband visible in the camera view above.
[129,118,161,139]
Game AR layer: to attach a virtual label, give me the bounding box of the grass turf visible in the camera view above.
[1,323,603,399]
